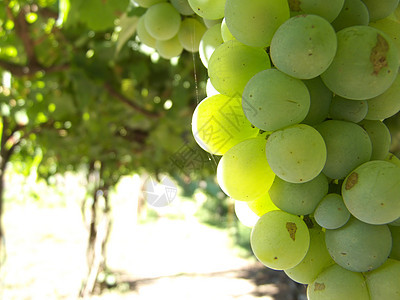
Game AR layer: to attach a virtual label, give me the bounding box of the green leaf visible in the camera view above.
[115,13,139,56]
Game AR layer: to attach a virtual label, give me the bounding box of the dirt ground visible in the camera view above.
[1,200,307,300]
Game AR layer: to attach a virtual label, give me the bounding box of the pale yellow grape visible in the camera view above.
[188,0,226,20]
[155,35,183,59]
[247,193,279,217]
[365,259,400,300]
[178,18,207,53]
[251,210,310,270]
[144,3,181,41]
[136,16,156,48]
[199,24,223,69]
[221,18,234,42]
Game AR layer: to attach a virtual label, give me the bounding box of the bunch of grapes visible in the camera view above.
[187,0,400,299]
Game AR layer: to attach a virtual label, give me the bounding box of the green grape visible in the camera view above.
[389,226,400,259]
[170,0,194,15]
[361,0,399,21]
[133,0,166,8]
[136,16,157,48]
[321,25,399,100]
[307,264,370,300]
[270,15,337,79]
[202,18,222,28]
[358,120,391,160]
[192,94,258,155]
[199,24,223,69]
[265,124,327,183]
[155,35,183,59]
[386,152,400,168]
[325,217,392,272]
[225,0,290,47]
[250,210,310,270]
[247,193,280,217]
[370,15,400,63]
[242,69,310,131]
[144,3,181,40]
[302,77,333,126]
[314,193,351,229]
[331,0,370,31]
[178,18,207,53]
[205,78,219,97]
[329,95,368,123]
[188,0,226,20]
[217,137,275,201]
[365,259,400,300]
[365,73,400,120]
[342,160,400,225]
[268,173,328,216]
[285,227,335,284]
[314,120,372,180]
[234,200,259,227]
[220,18,234,42]
[208,40,271,97]
[288,0,345,22]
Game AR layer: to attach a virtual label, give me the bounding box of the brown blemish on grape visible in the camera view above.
[370,34,389,75]
[345,172,358,190]
[286,222,297,241]
[314,282,325,291]
[288,0,301,11]
[274,257,278,260]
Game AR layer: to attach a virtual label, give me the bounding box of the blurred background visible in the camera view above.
[0,0,310,299]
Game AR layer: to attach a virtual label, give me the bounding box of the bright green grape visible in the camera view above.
[358,120,391,160]
[266,124,327,183]
[155,35,183,59]
[217,137,275,201]
[321,25,399,100]
[389,226,400,259]
[302,77,333,126]
[268,173,328,216]
[325,217,392,272]
[192,94,258,155]
[342,160,400,225]
[178,18,207,53]
[331,0,370,31]
[188,0,226,20]
[208,40,271,97]
[170,0,194,15]
[242,69,310,131]
[133,0,166,8]
[285,227,335,284]
[144,3,181,40]
[225,0,290,47]
[270,15,337,79]
[307,264,370,299]
[314,193,350,229]
[199,24,223,69]
[365,259,400,300]
[136,16,157,48]
[220,18,234,42]
[365,73,400,120]
[288,0,345,22]
[361,0,399,21]
[329,95,368,123]
[314,120,372,180]
[250,210,310,270]
[247,193,280,217]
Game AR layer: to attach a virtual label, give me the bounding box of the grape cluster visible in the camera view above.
[188,0,400,299]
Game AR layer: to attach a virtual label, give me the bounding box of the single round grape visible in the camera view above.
[361,0,399,21]
[192,94,258,155]
[329,95,368,123]
[136,16,156,48]
[358,120,391,160]
[331,0,370,31]
[242,69,310,131]
[250,210,310,270]
[288,0,345,22]
[188,0,226,20]
[178,18,207,53]
[155,35,183,59]
[268,173,328,216]
[325,217,392,272]
[285,227,335,284]
[314,193,350,229]
[389,225,400,260]
[321,25,399,100]
[220,18,234,42]
[307,264,370,300]
[144,3,181,41]
[342,160,400,225]
[265,124,327,183]
[199,24,223,69]
[365,259,400,300]
[208,40,271,97]
[247,193,280,217]
[314,120,372,180]
[270,15,337,79]
[170,0,194,15]
[302,77,333,126]
[225,0,290,47]
[217,137,275,201]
